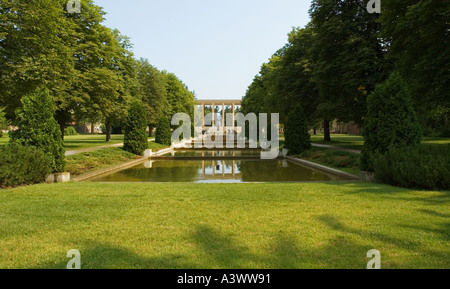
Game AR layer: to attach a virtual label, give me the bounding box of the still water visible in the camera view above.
[92,152,345,183]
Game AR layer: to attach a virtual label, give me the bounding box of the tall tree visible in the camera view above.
[309,0,388,141]
[380,0,450,133]
[271,27,319,125]
[0,0,78,135]
[137,59,169,136]
[164,72,195,120]
[74,20,135,142]
[242,27,319,129]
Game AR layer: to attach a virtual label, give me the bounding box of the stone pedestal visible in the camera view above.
[45,174,55,184]
[144,149,152,158]
[360,171,375,182]
[46,172,71,183]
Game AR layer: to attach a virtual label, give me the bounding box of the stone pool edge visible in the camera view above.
[73,150,360,183]
[71,147,174,182]
[285,156,360,181]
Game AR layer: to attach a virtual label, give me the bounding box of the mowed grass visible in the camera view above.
[311,134,450,150]
[147,141,169,151]
[422,137,450,146]
[0,135,9,146]
[2,134,161,151]
[66,143,169,176]
[297,148,361,176]
[63,134,125,150]
[311,134,365,150]
[65,148,140,176]
[0,182,448,269]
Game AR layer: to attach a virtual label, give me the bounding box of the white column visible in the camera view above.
[212,103,215,127]
[202,103,205,128]
[222,103,225,132]
[233,104,236,128]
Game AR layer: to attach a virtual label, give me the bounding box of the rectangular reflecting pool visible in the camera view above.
[91,152,347,183]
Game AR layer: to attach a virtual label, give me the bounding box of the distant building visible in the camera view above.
[74,123,102,134]
[332,121,361,135]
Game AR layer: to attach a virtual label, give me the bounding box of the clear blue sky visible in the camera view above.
[94,0,311,100]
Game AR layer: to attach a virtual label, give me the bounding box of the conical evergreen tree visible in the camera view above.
[285,105,311,154]
[10,88,65,173]
[124,101,148,155]
[361,72,422,171]
[155,117,172,146]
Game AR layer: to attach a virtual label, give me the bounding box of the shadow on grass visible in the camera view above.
[325,182,450,205]
[317,214,450,266]
[317,215,420,249]
[418,209,450,219]
[33,225,371,269]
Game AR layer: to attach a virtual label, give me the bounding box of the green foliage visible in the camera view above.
[124,101,148,155]
[243,0,389,143]
[380,0,450,130]
[309,0,389,138]
[0,1,195,144]
[242,27,318,125]
[361,72,422,171]
[0,144,52,188]
[373,146,450,191]
[164,72,195,119]
[64,126,78,136]
[0,0,78,122]
[10,88,66,173]
[155,117,172,146]
[0,109,8,137]
[285,105,311,154]
[137,59,169,128]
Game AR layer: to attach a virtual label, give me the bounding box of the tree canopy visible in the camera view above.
[242,0,448,143]
[0,0,195,142]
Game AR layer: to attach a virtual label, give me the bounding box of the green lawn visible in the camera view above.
[0,182,448,269]
[65,148,140,176]
[63,134,125,150]
[66,143,169,176]
[311,134,450,150]
[147,141,169,151]
[311,135,365,150]
[0,135,9,146]
[297,148,361,176]
[422,137,450,146]
[1,134,125,150]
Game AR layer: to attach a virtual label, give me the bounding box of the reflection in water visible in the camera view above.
[93,158,343,183]
[165,151,261,157]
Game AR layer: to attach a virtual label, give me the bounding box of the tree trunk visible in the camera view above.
[148,124,154,137]
[313,128,317,135]
[91,123,95,134]
[105,119,111,142]
[59,120,65,141]
[323,119,331,142]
